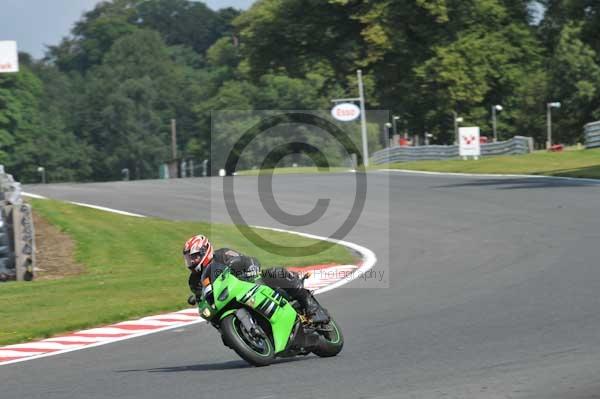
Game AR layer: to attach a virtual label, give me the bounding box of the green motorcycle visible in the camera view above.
[195,262,344,366]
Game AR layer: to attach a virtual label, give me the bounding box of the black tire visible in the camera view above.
[313,318,344,357]
[220,314,275,367]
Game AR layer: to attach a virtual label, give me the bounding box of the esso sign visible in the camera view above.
[331,103,360,122]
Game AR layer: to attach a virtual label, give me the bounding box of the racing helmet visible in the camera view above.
[183,235,213,272]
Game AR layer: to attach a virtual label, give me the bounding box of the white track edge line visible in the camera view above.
[21,192,47,199]
[67,202,147,218]
[22,193,146,217]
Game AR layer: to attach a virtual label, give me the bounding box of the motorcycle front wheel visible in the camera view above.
[220,314,275,366]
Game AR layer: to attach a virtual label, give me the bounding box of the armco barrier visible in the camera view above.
[584,121,600,149]
[0,166,35,282]
[372,136,533,164]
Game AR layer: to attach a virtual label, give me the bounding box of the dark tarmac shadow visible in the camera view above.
[432,177,600,190]
[116,356,315,373]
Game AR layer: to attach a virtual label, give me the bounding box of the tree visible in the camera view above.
[0,68,41,168]
[0,64,90,182]
[539,0,600,54]
[47,0,237,73]
[234,0,366,91]
[415,24,546,142]
[47,0,139,72]
[99,78,167,179]
[135,0,238,55]
[547,22,600,143]
[539,1,600,141]
[27,63,92,181]
[80,30,184,180]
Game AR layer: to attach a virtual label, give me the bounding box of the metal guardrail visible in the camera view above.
[0,165,35,282]
[372,136,533,164]
[584,121,600,149]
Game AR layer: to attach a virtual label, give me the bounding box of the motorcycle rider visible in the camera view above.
[183,234,330,323]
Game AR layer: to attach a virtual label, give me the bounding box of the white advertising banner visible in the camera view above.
[459,126,481,157]
[0,41,19,73]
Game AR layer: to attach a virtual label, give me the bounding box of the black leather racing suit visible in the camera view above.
[188,248,329,323]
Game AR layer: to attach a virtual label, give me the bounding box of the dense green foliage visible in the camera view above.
[1,0,598,182]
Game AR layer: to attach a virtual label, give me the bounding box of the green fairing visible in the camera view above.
[198,267,297,353]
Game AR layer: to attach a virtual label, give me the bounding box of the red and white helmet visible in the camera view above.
[183,235,213,272]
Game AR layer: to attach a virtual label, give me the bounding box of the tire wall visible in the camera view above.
[0,165,35,282]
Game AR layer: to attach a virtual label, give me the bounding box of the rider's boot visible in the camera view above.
[264,268,330,323]
[298,289,330,324]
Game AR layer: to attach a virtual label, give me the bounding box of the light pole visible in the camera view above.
[425,132,433,146]
[171,119,177,160]
[492,104,503,142]
[385,122,392,147]
[453,111,464,145]
[36,166,45,184]
[392,116,399,137]
[357,70,369,166]
[546,102,561,149]
[331,69,369,166]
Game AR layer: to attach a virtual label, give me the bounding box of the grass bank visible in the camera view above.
[0,199,355,345]
[382,148,600,179]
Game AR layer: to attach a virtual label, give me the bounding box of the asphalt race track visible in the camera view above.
[4,171,600,398]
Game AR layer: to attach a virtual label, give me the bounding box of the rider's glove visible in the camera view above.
[245,263,260,278]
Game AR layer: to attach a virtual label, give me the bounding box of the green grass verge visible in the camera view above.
[0,199,355,345]
[382,148,600,179]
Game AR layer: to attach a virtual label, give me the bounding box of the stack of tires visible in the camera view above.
[0,165,34,282]
[0,205,14,281]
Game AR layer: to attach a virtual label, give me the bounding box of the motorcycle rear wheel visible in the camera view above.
[312,318,344,357]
